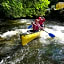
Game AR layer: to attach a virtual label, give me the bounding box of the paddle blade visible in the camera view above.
[48,33,55,37]
[28,25,32,29]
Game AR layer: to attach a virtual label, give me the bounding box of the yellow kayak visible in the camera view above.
[20,31,43,46]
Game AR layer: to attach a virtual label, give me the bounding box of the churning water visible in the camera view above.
[0,19,64,64]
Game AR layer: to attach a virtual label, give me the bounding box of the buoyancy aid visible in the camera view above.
[33,23,39,31]
[39,18,45,26]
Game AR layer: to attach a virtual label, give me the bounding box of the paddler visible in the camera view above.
[32,19,44,32]
[38,16,45,27]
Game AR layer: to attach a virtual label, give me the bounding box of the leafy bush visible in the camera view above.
[0,0,50,18]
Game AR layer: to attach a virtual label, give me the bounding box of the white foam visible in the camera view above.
[20,19,26,23]
[0,31,18,38]
[0,29,31,39]
[40,26,64,44]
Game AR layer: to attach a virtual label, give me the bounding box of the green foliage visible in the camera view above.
[1,0,23,18]
[0,0,50,18]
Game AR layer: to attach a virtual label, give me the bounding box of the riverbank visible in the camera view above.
[45,9,64,23]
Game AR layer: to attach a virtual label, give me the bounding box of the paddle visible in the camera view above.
[43,30,55,38]
[28,25,55,38]
[28,25,32,29]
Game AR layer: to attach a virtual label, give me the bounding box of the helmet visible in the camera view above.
[38,17,42,19]
[35,19,38,22]
[35,19,39,23]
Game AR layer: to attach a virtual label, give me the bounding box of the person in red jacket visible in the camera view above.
[32,19,44,32]
[27,18,44,33]
[38,17,45,27]
[32,19,39,32]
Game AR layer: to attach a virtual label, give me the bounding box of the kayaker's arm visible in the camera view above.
[37,23,44,31]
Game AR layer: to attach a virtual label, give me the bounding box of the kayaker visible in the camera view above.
[27,18,44,33]
[38,17,45,27]
[32,19,44,32]
[32,19,39,32]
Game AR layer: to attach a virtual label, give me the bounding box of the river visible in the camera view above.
[0,19,64,64]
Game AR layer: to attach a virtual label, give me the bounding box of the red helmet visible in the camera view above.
[38,17,42,19]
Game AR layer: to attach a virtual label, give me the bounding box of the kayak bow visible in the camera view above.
[20,31,43,46]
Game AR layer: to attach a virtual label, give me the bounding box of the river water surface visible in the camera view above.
[0,19,64,64]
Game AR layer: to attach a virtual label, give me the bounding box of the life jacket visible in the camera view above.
[33,23,39,31]
[39,18,45,25]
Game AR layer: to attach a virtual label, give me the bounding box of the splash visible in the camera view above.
[39,25,64,44]
[39,28,55,44]
[49,25,64,44]
[0,31,18,39]
[0,29,31,39]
